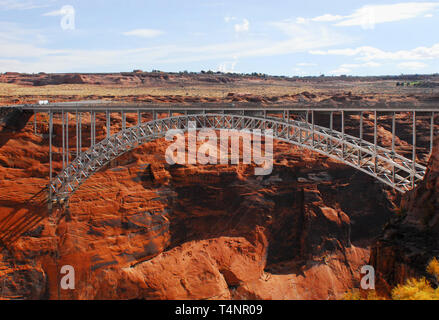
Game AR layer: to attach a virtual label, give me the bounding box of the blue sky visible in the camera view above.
[0,0,438,76]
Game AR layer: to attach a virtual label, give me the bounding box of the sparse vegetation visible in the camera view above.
[344,258,439,300]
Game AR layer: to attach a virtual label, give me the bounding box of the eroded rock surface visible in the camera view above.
[370,136,439,294]
[0,109,403,300]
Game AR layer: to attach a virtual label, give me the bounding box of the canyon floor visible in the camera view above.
[0,72,438,300]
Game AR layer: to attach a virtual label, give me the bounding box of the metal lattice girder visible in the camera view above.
[50,113,427,203]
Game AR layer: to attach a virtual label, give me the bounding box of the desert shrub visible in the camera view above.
[391,258,439,300]
[343,289,386,300]
[344,258,439,300]
[343,289,362,300]
[391,277,439,300]
[427,257,439,279]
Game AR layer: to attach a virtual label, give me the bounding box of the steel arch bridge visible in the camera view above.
[12,102,438,206]
[49,112,429,204]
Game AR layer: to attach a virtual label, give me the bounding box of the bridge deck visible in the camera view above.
[6,101,439,113]
[2,100,437,205]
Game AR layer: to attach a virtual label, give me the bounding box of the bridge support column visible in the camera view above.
[62,110,65,170]
[341,111,345,158]
[153,111,157,135]
[78,112,82,155]
[392,112,396,183]
[330,111,333,131]
[328,111,333,153]
[311,110,315,147]
[91,111,96,147]
[66,112,69,167]
[122,111,126,131]
[49,111,53,203]
[431,112,435,154]
[76,111,79,157]
[34,110,37,135]
[106,110,111,138]
[90,111,93,147]
[137,110,141,139]
[374,111,378,173]
[412,111,416,188]
[359,111,363,166]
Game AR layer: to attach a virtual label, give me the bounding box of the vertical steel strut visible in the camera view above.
[412,111,416,188]
[359,111,363,165]
[49,111,53,202]
[34,110,37,135]
[341,111,345,157]
[66,112,69,167]
[431,112,435,155]
[374,110,378,173]
[78,112,82,155]
[392,112,396,183]
[76,110,79,158]
[62,110,65,170]
[106,110,111,138]
[312,110,315,146]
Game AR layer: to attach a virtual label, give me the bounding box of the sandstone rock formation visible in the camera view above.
[370,136,439,294]
[0,111,400,300]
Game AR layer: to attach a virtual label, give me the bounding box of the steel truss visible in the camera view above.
[50,113,427,203]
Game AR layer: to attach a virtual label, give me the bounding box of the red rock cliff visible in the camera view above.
[0,110,398,300]
[370,136,439,294]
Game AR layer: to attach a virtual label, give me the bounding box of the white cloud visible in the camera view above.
[0,20,349,73]
[336,2,439,28]
[234,19,250,33]
[398,61,428,70]
[224,16,236,23]
[296,2,439,30]
[330,67,352,75]
[330,61,381,75]
[122,29,164,38]
[343,62,381,68]
[0,22,56,58]
[296,14,344,24]
[312,14,344,22]
[297,62,317,67]
[0,0,55,10]
[310,43,439,61]
[292,67,308,75]
[295,17,308,24]
[43,8,65,16]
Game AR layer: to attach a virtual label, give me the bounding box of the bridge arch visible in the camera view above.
[50,113,426,203]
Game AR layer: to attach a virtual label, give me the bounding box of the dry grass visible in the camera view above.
[0,82,319,98]
[0,79,436,103]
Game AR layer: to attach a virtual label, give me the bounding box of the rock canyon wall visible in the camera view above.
[0,107,403,300]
